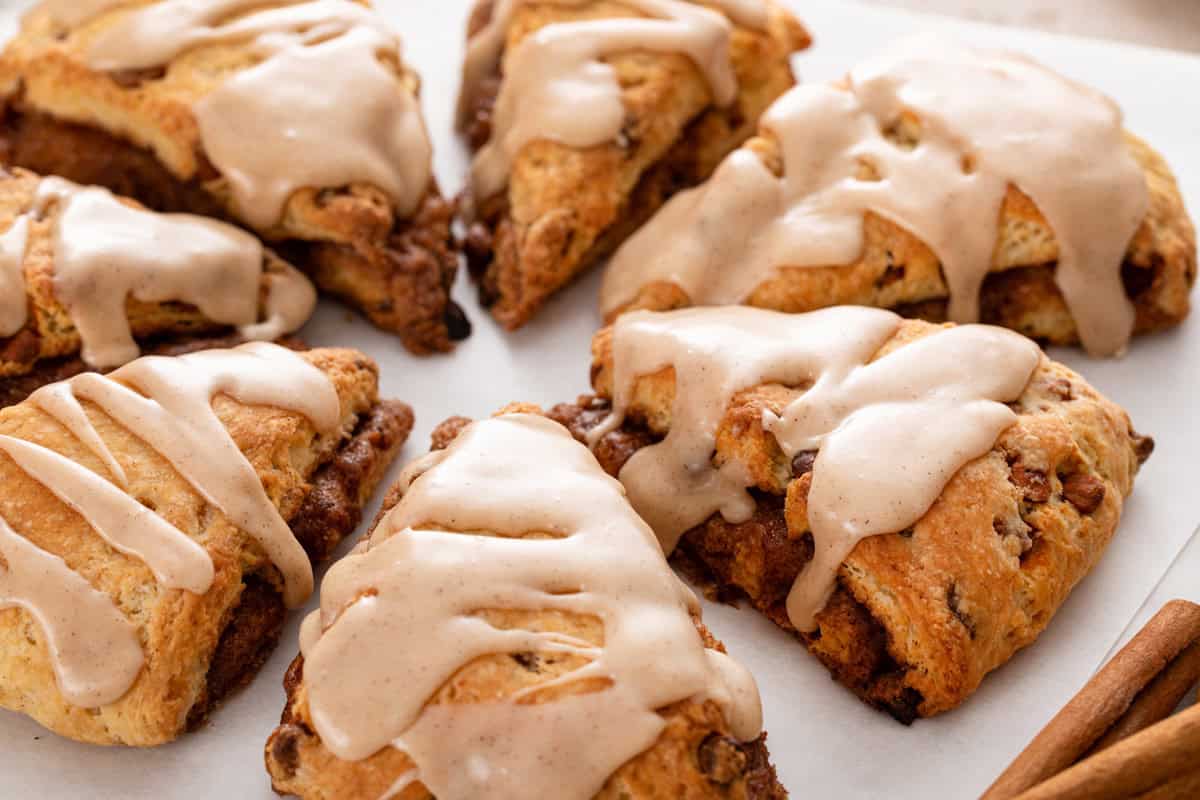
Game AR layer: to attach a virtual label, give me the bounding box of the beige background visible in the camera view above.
[868,0,1200,52]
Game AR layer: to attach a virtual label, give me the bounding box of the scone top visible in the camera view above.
[298,412,763,799]
[458,0,770,204]
[0,342,340,708]
[0,169,315,374]
[11,0,433,234]
[588,306,1041,630]
[601,34,1152,357]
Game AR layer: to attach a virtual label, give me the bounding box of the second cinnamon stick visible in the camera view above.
[982,600,1200,800]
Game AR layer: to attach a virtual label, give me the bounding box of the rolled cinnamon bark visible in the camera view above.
[1088,639,1200,756]
[983,600,1200,800]
[1130,766,1200,800]
[1009,704,1200,800]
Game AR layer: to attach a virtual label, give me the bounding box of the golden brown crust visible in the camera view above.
[462,0,809,329]
[0,347,411,746]
[551,318,1150,719]
[264,414,787,799]
[0,7,467,353]
[611,120,1197,346]
[0,165,309,378]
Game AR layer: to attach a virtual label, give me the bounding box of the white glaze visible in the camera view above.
[43,0,434,229]
[0,342,339,706]
[300,413,762,798]
[594,307,1040,630]
[460,0,765,202]
[602,35,1148,357]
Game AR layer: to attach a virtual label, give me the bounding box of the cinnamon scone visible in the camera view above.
[0,166,317,397]
[0,342,412,746]
[550,306,1151,722]
[601,35,1197,357]
[265,411,784,799]
[0,0,468,353]
[458,0,810,329]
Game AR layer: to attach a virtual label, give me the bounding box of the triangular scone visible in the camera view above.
[0,343,412,745]
[266,411,784,800]
[0,1,467,353]
[459,0,809,328]
[601,36,1196,357]
[0,166,317,402]
[551,307,1152,721]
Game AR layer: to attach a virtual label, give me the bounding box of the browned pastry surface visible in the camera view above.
[0,348,411,745]
[264,412,787,800]
[0,165,312,378]
[610,120,1197,347]
[0,16,467,354]
[461,0,810,329]
[548,319,1151,721]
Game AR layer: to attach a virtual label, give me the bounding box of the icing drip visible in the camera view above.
[0,435,213,594]
[592,306,1040,630]
[601,34,1148,357]
[0,515,143,707]
[299,413,762,799]
[0,342,339,705]
[0,216,29,337]
[42,0,433,228]
[195,21,432,228]
[54,343,341,606]
[459,0,766,201]
[26,177,314,368]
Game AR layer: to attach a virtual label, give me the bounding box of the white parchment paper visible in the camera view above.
[0,2,1197,797]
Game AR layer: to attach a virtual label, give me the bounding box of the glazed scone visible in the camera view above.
[0,342,412,745]
[0,165,317,396]
[459,0,809,329]
[601,35,1197,357]
[266,411,785,799]
[551,306,1152,721]
[0,1,467,353]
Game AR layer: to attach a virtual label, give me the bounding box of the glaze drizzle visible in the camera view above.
[0,342,339,705]
[459,0,766,202]
[300,413,762,799]
[591,306,1040,630]
[31,0,432,229]
[0,176,315,368]
[602,35,1148,357]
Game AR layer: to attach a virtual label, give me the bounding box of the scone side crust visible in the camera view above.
[610,129,1197,347]
[0,346,407,746]
[462,0,809,329]
[0,95,465,352]
[264,414,787,800]
[186,398,414,730]
[553,318,1149,719]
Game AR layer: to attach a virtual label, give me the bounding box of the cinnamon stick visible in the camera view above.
[1009,703,1200,800]
[982,600,1200,800]
[1087,639,1200,756]
[1130,766,1200,800]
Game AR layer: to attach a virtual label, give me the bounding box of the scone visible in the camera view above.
[0,0,468,353]
[551,306,1151,721]
[458,0,810,328]
[0,342,412,745]
[601,35,1197,357]
[0,165,316,402]
[265,411,784,799]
